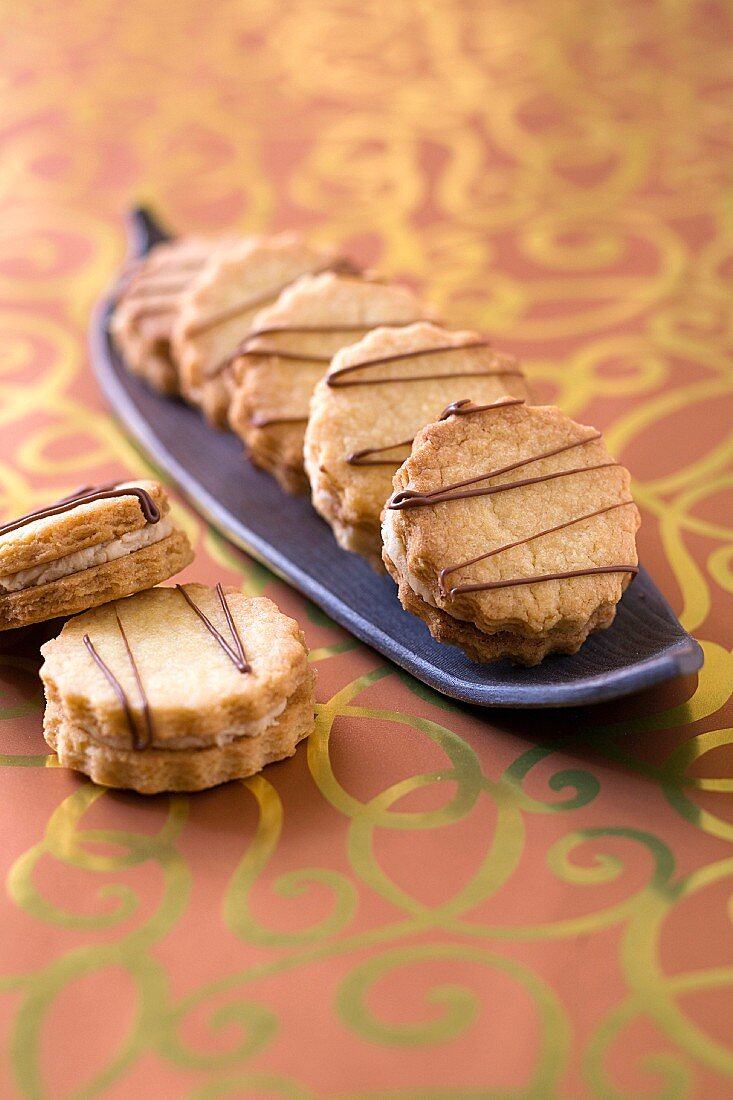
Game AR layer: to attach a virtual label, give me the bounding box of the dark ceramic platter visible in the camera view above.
[88,208,703,708]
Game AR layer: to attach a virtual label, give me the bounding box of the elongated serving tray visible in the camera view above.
[88,209,703,708]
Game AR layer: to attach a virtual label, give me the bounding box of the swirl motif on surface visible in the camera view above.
[0,1,731,1097]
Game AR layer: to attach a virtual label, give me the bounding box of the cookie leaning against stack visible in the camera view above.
[172,234,352,428]
[228,271,434,493]
[40,584,315,793]
[382,399,640,665]
[110,236,236,395]
[0,480,192,630]
[304,322,531,568]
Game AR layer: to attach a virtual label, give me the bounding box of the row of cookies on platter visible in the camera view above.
[112,232,640,667]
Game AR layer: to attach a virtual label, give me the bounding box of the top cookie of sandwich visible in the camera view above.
[172,234,353,427]
[229,270,434,494]
[303,322,531,568]
[111,236,237,395]
[382,399,640,665]
[0,480,192,630]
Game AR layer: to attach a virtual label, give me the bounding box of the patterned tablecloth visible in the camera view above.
[1,3,732,1098]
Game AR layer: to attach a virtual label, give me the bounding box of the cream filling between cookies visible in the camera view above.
[159,697,290,750]
[75,694,290,753]
[382,517,439,608]
[0,518,173,594]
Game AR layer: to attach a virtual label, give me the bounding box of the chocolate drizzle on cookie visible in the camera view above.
[245,320,417,341]
[241,350,333,365]
[438,501,638,597]
[389,434,607,509]
[347,438,415,466]
[441,563,639,596]
[176,583,250,673]
[190,257,361,344]
[117,254,207,320]
[439,397,526,420]
[326,340,522,388]
[250,413,309,428]
[0,483,160,537]
[83,610,154,751]
[228,320,431,399]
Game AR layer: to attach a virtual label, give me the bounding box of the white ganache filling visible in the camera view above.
[382,514,438,607]
[79,693,291,752]
[165,696,290,750]
[0,517,173,594]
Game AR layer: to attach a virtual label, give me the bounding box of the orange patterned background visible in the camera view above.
[1,1,732,1097]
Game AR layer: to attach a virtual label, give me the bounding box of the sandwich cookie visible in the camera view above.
[172,234,355,428]
[110,236,237,395]
[0,480,192,630]
[229,270,434,493]
[303,322,531,568]
[382,399,640,665]
[40,584,316,792]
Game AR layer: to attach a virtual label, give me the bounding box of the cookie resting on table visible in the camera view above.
[382,399,640,666]
[39,584,316,793]
[229,270,434,494]
[0,480,192,631]
[172,233,356,428]
[303,322,531,569]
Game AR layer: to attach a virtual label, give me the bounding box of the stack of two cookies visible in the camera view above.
[1,481,315,793]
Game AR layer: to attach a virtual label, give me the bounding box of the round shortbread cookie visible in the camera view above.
[172,234,350,427]
[382,400,640,665]
[110,236,235,395]
[40,584,316,793]
[229,271,434,494]
[303,322,531,568]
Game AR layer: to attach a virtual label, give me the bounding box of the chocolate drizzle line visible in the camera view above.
[0,483,160,538]
[245,320,416,340]
[347,438,414,466]
[242,350,333,365]
[176,583,250,673]
[222,320,424,381]
[326,340,523,388]
[114,611,154,749]
[444,564,638,595]
[439,397,525,420]
[83,611,153,752]
[389,433,605,509]
[438,501,637,597]
[189,258,361,340]
[251,413,308,428]
[348,398,529,468]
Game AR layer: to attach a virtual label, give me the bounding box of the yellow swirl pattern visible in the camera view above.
[0,1,732,1097]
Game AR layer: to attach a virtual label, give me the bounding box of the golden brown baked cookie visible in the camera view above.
[382,399,640,665]
[303,322,531,568]
[229,271,434,493]
[40,584,316,793]
[173,234,350,428]
[0,480,193,630]
[110,236,235,395]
